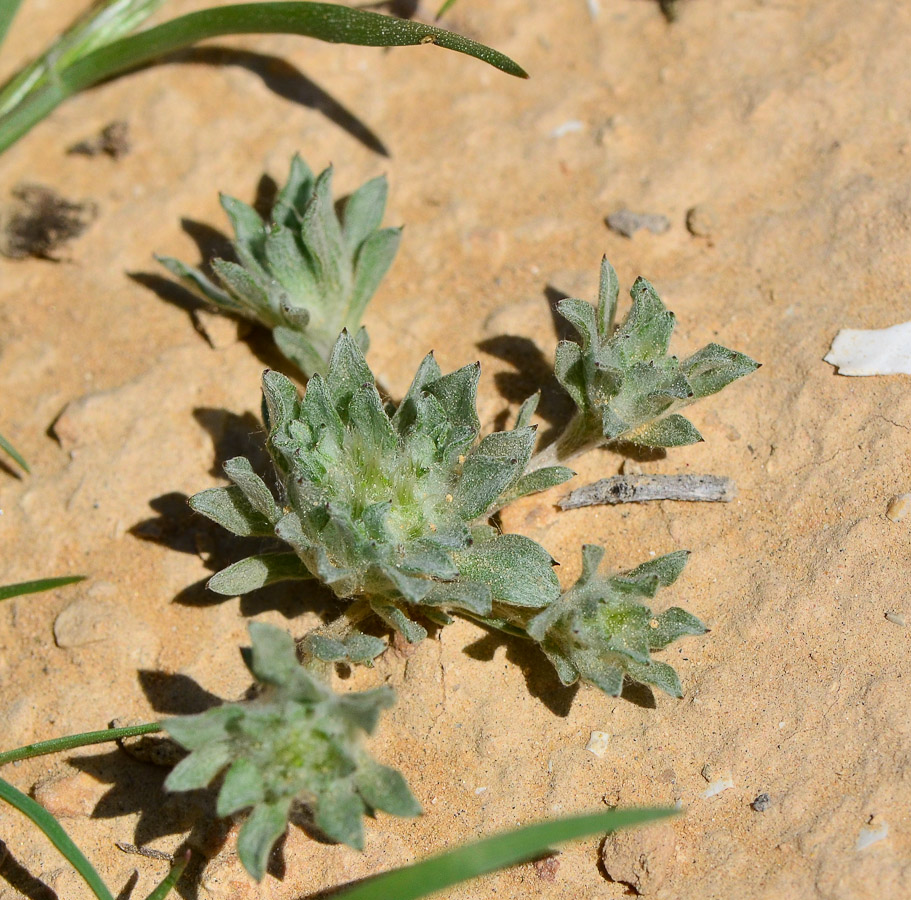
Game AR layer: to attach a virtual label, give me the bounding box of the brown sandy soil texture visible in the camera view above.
[1,0,910,897]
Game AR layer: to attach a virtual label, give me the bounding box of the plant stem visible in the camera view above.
[0,722,161,766]
[527,413,601,472]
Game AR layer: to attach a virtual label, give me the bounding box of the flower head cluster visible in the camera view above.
[526,545,707,697]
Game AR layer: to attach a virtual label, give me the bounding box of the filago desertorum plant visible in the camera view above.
[163,622,420,880]
[158,154,401,377]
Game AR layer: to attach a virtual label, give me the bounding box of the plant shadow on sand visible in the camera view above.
[129,407,337,620]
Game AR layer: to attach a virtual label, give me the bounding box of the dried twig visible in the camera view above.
[560,474,735,509]
[115,841,173,861]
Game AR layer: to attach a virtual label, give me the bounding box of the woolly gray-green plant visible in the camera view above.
[534,257,759,466]
[189,331,574,663]
[163,622,420,880]
[158,155,401,376]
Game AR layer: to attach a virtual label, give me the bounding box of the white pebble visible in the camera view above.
[825,321,911,375]
[856,822,889,851]
[585,731,610,757]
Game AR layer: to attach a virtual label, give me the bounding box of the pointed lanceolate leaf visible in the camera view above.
[588,665,625,697]
[164,742,231,792]
[189,485,275,537]
[262,369,299,434]
[454,534,558,608]
[425,363,481,435]
[315,782,366,849]
[350,227,402,322]
[453,427,536,518]
[301,166,348,291]
[423,580,492,614]
[223,456,278,522]
[683,343,760,399]
[355,759,422,817]
[327,330,374,414]
[597,255,620,337]
[554,341,587,410]
[557,298,598,350]
[210,258,270,318]
[626,414,703,448]
[219,194,266,263]
[496,465,574,506]
[623,550,690,591]
[342,175,389,250]
[217,758,265,817]
[371,600,428,643]
[208,553,313,596]
[649,607,707,650]
[155,254,239,311]
[514,392,540,429]
[246,621,301,687]
[335,686,396,733]
[625,659,683,698]
[579,543,606,583]
[272,154,316,228]
[237,799,292,882]
[614,277,676,364]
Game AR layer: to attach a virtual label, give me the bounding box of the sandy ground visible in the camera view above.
[1,0,910,897]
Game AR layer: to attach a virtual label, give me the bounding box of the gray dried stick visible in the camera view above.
[560,474,735,509]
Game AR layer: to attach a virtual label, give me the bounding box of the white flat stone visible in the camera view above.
[825,321,911,375]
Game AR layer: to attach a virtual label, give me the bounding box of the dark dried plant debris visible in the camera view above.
[68,121,131,159]
[1,185,97,260]
[658,0,680,22]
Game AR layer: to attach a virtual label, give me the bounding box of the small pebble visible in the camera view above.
[751,793,772,812]
[886,493,911,522]
[585,731,610,757]
[533,856,560,882]
[885,611,906,627]
[605,210,670,238]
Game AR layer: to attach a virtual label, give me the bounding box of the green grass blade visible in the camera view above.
[0,0,25,50]
[143,850,190,900]
[0,2,527,154]
[0,775,115,900]
[333,807,677,900]
[0,722,162,766]
[0,0,167,117]
[0,575,86,602]
[0,430,29,473]
[436,0,459,18]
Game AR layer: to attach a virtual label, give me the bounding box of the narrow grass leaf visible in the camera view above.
[0,775,115,900]
[0,430,29,472]
[0,723,161,766]
[332,808,676,900]
[0,575,85,603]
[143,851,190,900]
[0,0,24,49]
[0,3,527,153]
